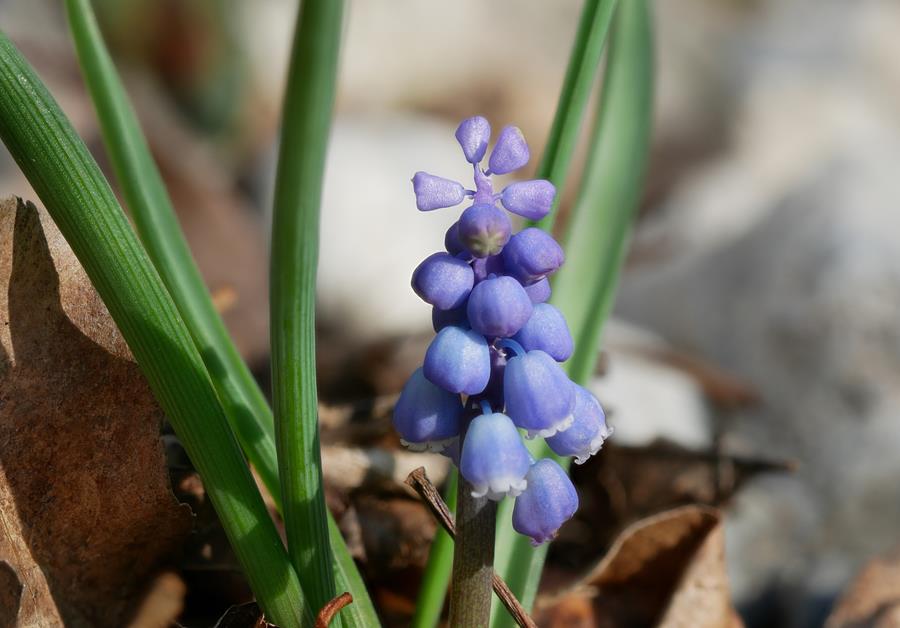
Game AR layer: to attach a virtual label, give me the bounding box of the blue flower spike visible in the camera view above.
[412,252,474,310]
[488,126,530,175]
[399,116,611,544]
[393,368,463,452]
[545,385,612,463]
[512,303,574,362]
[424,326,491,395]
[500,179,556,220]
[502,343,576,438]
[467,275,533,338]
[460,403,532,500]
[456,116,492,164]
[512,458,579,545]
[412,171,466,211]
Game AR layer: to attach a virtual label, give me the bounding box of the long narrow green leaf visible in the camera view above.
[271,0,345,619]
[0,32,309,628]
[491,1,654,625]
[411,470,458,628]
[532,0,618,232]
[553,0,654,385]
[64,0,281,516]
[63,3,379,624]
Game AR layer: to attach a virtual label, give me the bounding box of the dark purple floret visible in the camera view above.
[500,179,556,220]
[512,303,574,362]
[393,367,463,452]
[458,204,512,258]
[504,349,575,438]
[471,255,505,283]
[412,252,474,310]
[455,116,492,164]
[502,227,565,284]
[432,305,468,332]
[444,222,465,256]
[512,458,579,545]
[412,171,466,211]
[488,126,530,175]
[524,277,551,304]
[479,345,508,410]
[424,326,491,395]
[466,275,533,338]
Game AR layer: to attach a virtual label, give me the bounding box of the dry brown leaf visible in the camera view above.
[825,544,900,628]
[537,505,742,628]
[0,197,192,627]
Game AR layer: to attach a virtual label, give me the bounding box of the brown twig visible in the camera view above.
[314,592,353,628]
[405,467,538,628]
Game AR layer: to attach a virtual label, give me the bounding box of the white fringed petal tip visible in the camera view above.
[573,424,614,465]
[524,413,574,440]
[470,476,528,501]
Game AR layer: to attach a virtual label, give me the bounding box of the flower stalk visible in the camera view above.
[448,477,498,627]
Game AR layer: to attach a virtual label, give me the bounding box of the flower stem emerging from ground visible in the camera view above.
[448,476,498,627]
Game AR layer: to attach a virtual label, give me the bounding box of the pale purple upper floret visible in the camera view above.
[395,116,611,545]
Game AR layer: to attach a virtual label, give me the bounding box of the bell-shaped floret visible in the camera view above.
[393,368,463,452]
[488,126,530,175]
[455,116,491,164]
[432,305,468,332]
[412,252,474,310]
[512,303,573,362]
[444,222,465,256]
[471,254,505,283]
[502,228,565,285]
[424,326,491,395]
[545,385,611,463]
[412,172,466,211]
[512,458,579,545]
[524,277,551,304]
[504,349,575,438]
[500,179,556,220]
[466,275,533,338]
[460,411,531,500]
[458,204,512,258]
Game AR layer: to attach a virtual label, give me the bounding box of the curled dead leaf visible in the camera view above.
[826,544,900,628]
[537,505,742,628]
[0,198,192,627]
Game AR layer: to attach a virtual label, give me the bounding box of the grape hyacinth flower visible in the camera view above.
[395,116,612,545]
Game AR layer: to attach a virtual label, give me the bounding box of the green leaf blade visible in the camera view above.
[491,1,655,624]
[64,2,380,624]
[411,470,458,628]
[0,31,309,628]
[270,0,346,620]
[533,0,619,232]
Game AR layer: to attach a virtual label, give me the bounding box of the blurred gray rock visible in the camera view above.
[616,1,900,624]
[619,106,900,628]
[590,320,713,451]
